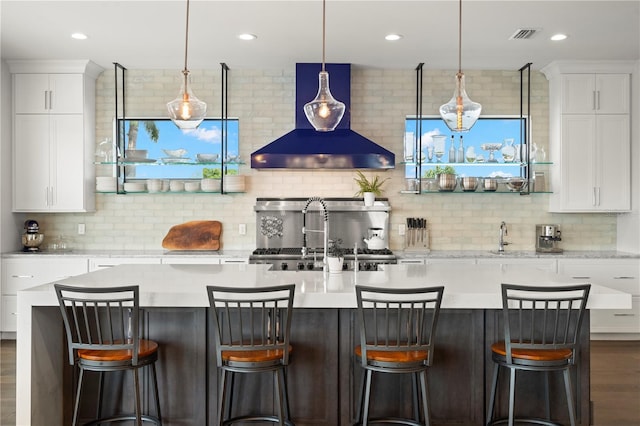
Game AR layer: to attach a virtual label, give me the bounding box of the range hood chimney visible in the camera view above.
[251,63,395,170]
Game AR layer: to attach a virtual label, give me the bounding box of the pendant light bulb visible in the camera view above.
[439,0,481,132]
[167,0,207,130]
[304,0,345,132]
[440,72,481,132]
[304,71,345,131]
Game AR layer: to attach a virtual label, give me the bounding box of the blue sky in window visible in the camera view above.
[119,119,239,179]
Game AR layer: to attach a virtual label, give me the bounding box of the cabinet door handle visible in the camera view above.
[613,276,636,280]
[595,90,600,110]
[44,91,48,110]
[11,274,34,279]
[222,260,246,264]
[613,313,636,317]
[95,264,115,268]
[49,90,53,110]
[572,276,591,280]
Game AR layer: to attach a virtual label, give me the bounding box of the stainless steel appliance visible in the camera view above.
[250,198,397,271]
[535,224,562,253]
[22,220,44,252]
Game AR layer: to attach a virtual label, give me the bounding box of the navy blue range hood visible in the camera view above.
[251,63,395,170]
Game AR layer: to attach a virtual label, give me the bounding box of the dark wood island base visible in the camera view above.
[30,306,590,426]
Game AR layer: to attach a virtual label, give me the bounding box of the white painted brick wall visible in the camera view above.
[28,67,616,252]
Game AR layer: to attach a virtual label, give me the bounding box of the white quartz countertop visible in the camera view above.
[22,263,631,310]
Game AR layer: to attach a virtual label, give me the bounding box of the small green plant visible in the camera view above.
[354,170,389,197]
[202,168,238,179]
[327,238,343,257]
[423,165,456,179]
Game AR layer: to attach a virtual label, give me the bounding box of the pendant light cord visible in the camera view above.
[321,0,327,72]
[457,0,462,74]
[182,0,191,82]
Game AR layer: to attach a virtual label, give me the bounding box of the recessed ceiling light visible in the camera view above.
[550,33,568,41]
[385,34,403,41]
[238,33,257,41]
[71,33,88,40]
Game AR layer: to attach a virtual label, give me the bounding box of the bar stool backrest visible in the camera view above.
[54,284,140,366]
[500,283,591,364]
[356,285,444,367]
[207,284,296,367]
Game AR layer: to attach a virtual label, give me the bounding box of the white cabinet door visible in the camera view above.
[13,114,85,211]
[14,73,84,114]
[476,257,557,272]
[50,114,86,210]
[89,257,162,272]
[558,259,640,334]
[556,114,630,212]
[561,74,629,114]
[1,257,89,332]
[13,115,51,210]
[162,257,221,264]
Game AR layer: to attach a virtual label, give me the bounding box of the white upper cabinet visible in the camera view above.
[561,73,630,114]
[8,60,103,212]
[13,73,84,114]
[542,61,633,213]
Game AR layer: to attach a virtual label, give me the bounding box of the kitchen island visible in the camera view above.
[17,263,632,425]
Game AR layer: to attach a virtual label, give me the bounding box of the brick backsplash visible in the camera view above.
[28,67,616,252]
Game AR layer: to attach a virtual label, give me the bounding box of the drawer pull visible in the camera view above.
[613,276,636,280]
[613,313,636,317]
[11,274,34,278]
[95,264,115,268]
[571,276,591,279]
[223,260,246,264]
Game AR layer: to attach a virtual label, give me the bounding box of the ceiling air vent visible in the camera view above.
[509,28,539,40]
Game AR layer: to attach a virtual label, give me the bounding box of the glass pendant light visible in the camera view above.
[304,0,345,132]
[167,0,206,129]
[440,0,481,132]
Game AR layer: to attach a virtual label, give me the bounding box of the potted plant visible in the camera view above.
[326,238,344,273]
[354,170,389,206]
[423,165,456,191]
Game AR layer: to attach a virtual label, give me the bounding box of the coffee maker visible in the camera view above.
[535,224,562,253]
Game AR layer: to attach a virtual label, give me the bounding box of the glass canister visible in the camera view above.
[501,138,516,162]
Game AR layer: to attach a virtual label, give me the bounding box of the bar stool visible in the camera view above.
[487,283,591,426]
[207,284,295,426]
[354,285,444,426]
[54,284,162,426]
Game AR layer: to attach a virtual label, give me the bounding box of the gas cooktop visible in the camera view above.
[251,247,394,258]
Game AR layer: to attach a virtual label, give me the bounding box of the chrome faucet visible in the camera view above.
[302,197,329,268]
[498,221,509,252]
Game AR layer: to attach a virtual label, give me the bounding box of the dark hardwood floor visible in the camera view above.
[1,339,638,425]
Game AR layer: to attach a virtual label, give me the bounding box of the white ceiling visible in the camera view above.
[2,0,639,72]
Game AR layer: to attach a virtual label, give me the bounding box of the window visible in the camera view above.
[115,118,240,179]
[404,115,529,178]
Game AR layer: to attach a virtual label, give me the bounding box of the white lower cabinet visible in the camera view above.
[89,257,161,271]
[1,257,88,332]
[162,257,221,265]
[558,259,640,335]
[476,257,558,272]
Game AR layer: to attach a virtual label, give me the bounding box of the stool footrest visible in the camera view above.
[223,414,295,425]
[487,417,564,426]
[84,414,161,425]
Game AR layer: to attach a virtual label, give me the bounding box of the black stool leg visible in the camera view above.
[362,370,373,425]
[486,364,499,425]
[507,368,516,426]
[151,363,162,423]
[217,369,228,426]
[563,368,577,426]
[72,368,85,426]
[96,371,104,420]
[419,369,431,426]
[133,368,142,426]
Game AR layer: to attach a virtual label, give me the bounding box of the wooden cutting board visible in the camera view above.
[162,220,222,251]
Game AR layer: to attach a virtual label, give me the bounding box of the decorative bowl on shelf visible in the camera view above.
[461,177,479,192]
[163,148,187,158]
[437,173,457,192]
[125,149,148,160]
[506,177,527,192]
[196,153,219,163]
